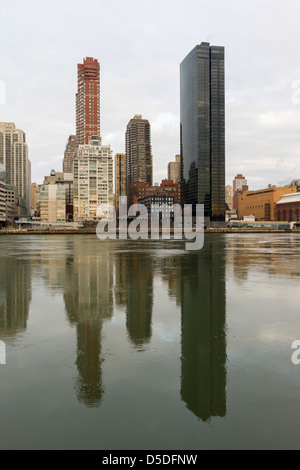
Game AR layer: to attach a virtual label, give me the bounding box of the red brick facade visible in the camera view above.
[129,180,181,206]
[63,135,78,173]
[76,57,100,145]
[276,201,300,222]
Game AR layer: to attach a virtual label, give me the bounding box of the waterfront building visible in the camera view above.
[168,155,181,184]
[276,193,300,222]
[6,185,16,224]
[76,57,100,146]
[63,173,74,222]
[129,180,181,207]
[180,43,225,224]
[115,153,126,209]
[74,136,113,221]
[63,135,78,173]
[43,171,74,221]
[238,185,297,221]
[0,122,31,216]
[138,194,175,220]
[126,115,153,206]
[40,184,66,223]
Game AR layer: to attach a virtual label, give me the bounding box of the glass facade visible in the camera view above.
[180,43,225,222]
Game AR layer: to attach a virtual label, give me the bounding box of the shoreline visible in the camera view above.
[0,229,299,235]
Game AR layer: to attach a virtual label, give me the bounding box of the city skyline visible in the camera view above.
[1,0,300,190]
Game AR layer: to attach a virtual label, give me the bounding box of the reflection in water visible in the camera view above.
[3,232,300,440]
[123,252,153,348]
[160,257,182,307]
[114,254,127,307]
[0,255,31,340]
[63,240,113,408]
[226,236,300,283]
[181,237,227,421]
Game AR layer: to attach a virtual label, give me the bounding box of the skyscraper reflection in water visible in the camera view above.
[124,252,153,349]
[180,236,227,421]
[63,239,114,408]
[0,254,32,340]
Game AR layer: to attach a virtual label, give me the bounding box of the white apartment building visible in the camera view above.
[0,123,31,216]
[74,137,113,221]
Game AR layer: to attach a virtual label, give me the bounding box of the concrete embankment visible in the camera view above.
[0,228,299,235]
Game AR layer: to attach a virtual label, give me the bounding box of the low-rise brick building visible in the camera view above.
[238,185,297,221]
[129,180,181,207]
[276,193,300,222]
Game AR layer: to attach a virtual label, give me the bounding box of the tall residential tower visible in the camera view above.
[180,43,225,223]
[126,114,153,206]
[76,57,100,145]
[63,135,78,173]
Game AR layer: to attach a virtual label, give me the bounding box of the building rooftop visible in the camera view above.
[277,193,300,204]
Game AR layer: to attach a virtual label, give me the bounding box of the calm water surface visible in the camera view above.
[0,233,300,450]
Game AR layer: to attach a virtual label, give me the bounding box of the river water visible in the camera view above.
[0,233,300,450]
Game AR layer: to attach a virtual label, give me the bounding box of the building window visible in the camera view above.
[277,211,280,221]
[283,210,286,221]
[289,210,293,222]
[296,209,299,221]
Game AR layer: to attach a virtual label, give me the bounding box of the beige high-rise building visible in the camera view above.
[42,171,74,221]
[74,136,113,221]
[115,153,126,209]
[226,185,233,211]
[40,184,66,223]
[0,123,31,216]
[168,155,181,184]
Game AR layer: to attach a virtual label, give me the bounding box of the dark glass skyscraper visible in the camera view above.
[180,43,225,222]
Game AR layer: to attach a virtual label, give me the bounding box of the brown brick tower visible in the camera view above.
[76,57,100,145]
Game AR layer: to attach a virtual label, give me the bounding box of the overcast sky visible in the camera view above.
[1,0,300,189]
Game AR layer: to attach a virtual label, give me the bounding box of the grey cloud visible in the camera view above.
[1,0,300,189]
